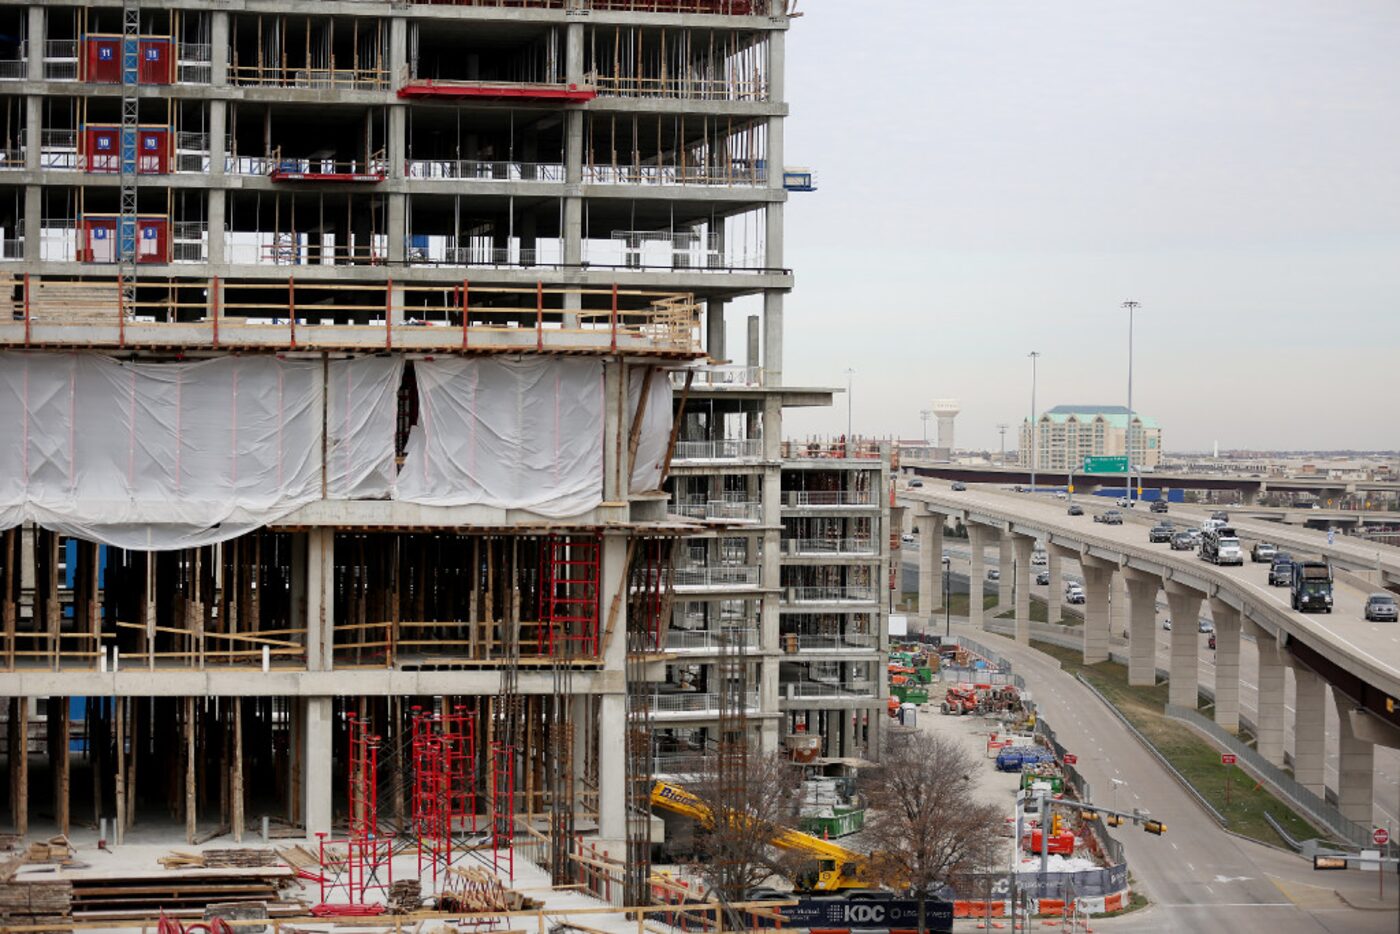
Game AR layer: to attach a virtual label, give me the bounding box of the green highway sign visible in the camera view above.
[1082,456,1129,475]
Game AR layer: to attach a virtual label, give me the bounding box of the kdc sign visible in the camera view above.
[779,898,953,933]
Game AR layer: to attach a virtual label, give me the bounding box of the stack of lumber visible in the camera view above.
[31,280,122,325]
[387,879,422,914]
[0,275,16,321]
[24,836,75,864]
[0,877,73,930]
[54,865,304,921]
[274,844,320,874]
[160,848,280,870]
[437,866,541,913]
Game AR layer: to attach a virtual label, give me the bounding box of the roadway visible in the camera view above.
[946,622,1395,933]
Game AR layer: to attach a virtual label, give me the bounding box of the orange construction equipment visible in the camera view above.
[941,684,984,716]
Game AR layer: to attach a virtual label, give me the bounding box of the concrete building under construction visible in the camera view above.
[0,0,885,888]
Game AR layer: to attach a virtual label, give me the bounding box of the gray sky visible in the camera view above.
[767,0,1400,452]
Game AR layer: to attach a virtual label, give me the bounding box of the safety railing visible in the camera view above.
[404,0,768,11]
[268,149,389,180]
[175,132,212,173]
[673,566,761,588]
[784,538,877,556]
[673,498,760,522]
[228,64,390,91]
[583,162,768,187]
[43,41,78,81]
[637,691,761,714]
[0,147,22,171]
[405,158,565,182]
[784,632,878,651]
[177,43,212,85]
[588,72,768,102]
[782,680,876,699]
[672,365,763,388]
[0,275,702,356]
[405,238,566,270]
[671,439,764,462]
[172,221,209,263]
[40,129,77,169]
[665,628,759,651]
[228,234,390,267]
[784,489,877,507]
[785,585,877,604]
[0,58,25,81]
[0,237,22,260]
[782,439,886,461]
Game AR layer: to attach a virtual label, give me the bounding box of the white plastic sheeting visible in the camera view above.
[395,357,605,518]
[628,369,673,493]
[0,353,402,550]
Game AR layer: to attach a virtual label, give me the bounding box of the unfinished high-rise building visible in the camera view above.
[0,0,884,877]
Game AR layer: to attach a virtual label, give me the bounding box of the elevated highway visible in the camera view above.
[899,481,1400,829]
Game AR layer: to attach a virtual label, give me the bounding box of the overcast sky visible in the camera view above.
[763,0,1400,453]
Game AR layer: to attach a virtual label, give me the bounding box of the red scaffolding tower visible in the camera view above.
[317,712,393,907]
[537,536,601,657]
[410,704,480,885]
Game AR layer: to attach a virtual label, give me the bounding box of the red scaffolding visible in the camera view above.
[317,713,393,908]
[537,536,601,658]
[489,740,516,879]
[410,704,480,885]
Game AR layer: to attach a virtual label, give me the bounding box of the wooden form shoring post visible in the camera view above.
[54,697,69,837]
[212,275,220,348]
[185,696,196,844]
[659,370,694,484]
[44,532,58,672]
[536,281,545,351]
[3,529,14,670]
[8,698,25,835]
[126,698,137,832]
[232,700,244,842]
[115,697,126,845]
[461,279,470,350]
[624,365,656,482]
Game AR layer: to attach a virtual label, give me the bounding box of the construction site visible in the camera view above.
[0,0,905,928]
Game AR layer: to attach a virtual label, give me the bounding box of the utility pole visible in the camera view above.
[997,424,1009,465]
[1028,352,1040,493]
[920,409,932,443]
[1123,301,1140,508]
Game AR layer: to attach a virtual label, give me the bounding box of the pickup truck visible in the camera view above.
[1148,524,1174,543]
[1094,510,1124,525]
[1269,557,1294,587]
[1251,542,1277,563]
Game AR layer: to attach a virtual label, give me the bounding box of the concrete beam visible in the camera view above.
[1125,570,1161,687]
[1079,554,1115,665]
[1011,534,1034,644]
[1164,581,1204,709]
[1208,597,1242,732]
[1292,666,1327,796]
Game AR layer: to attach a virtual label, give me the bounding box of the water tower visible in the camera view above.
[931,399,960,461]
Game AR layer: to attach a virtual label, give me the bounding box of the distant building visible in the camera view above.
[1019,405,1163,472]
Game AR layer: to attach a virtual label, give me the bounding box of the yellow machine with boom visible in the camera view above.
[650,780,877,892]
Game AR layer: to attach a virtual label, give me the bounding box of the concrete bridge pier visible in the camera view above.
[1046,549,1063,624]
[1125,570,1161,686]
[1110,570,1129,645]
[1164,580,1205,709]
[998,535,1014,607]
[918,514,944,620]
[1249,621,1288,767]
[1208,597,1242,732]
[1078,554,1116,665]
[1291,666,1328,796]
[1011,534,1035,643]
[1333,694,1376,825]
[967,525,993,632]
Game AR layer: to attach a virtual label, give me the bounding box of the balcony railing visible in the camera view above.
[671,365,764,389]
[635,691,761,715]
[665,628,759,651]
[0,58,25,81]
[673,566,761,589]
[40,130,77,169]
[782,440,885,461]
[675,498,762,523]
[405,159,565,182]
[0,238,23,261]
[177,43,212,85]
[43,41,78,81]
[784,633,878,652]
[783,681,876,699]
[672,439,764,462]
[785,586,877,604]
[784,490,876,508]
[784,538,877,557]
[0,147,22,171]
[583,162,767,187]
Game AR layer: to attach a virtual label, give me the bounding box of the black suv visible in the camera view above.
[1148,524,1174,543]
[1268,557,1294,587]
[1151,500,1169,514]
[951,482,967,491]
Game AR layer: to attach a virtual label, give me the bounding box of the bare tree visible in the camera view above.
[677,749,807,908]
[862,732,1005,934]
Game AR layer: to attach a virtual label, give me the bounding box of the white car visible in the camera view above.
[900,533,915,544]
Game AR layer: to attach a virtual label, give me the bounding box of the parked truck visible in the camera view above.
[1291,560,1333,613]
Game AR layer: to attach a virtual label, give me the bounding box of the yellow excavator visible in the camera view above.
[650,780,878,892]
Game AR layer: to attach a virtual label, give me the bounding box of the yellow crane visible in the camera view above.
[650,780,878,892]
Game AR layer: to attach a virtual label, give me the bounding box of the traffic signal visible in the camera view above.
[1106,815,1122,827]
[1051,814,1064,835]
[1079,810,1099,822]
[1143,820,1166,836]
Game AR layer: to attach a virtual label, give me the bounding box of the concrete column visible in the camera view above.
[917,516,943,620]
[997,536,1013,606]
[1046,550,1063,624]
[1011,535,1034,644]
[1110,571,1129,642]
[1124,571,1159,686]
[24,96,39,171]
[1164,583,1204,709]
[1078,558,1113,665]
[597,529,630,839]
[1292,667,1327,796]
[706,299,727,363]
[562,23,584,278]
[23,185,39,263]
[26,7,44,83]
[305,529,333,671]
[1333,694,1375,825]
[302,697,333,835]
[762,293,783,387]
[207,191,226,265]
[1252,623,1287,766]
[967,526,991,631]
[1209,598,1241,732]
[210,11,230,86]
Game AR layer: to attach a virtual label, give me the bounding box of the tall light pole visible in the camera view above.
[920,409,932,443]
[844,368,855,451]
[1028,352,1040,493]
[997,424,1009,465]
[1123,301,1140,507]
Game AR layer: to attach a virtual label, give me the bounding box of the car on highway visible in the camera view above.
[1211,510,1230,522]
[1208,633,1216,650]
[1170,531,1195,551]
[909,479,923,488]
[1035,570,1050,585]
[901,533,915,544]
[1151,499,1169,514]
[1269,557,1294,587]
[1198,618,1214,634]
[1032,550,1048,566]
[1365,594,1399,623]
[951,482,967,491]
[1162,618,1172,630]
[1094,510,1124,525]
[1251,542,1277,563]
[1148,524,1174,544]
[1067,504,1084,516]
[987,569,1000,581]
[1186,528,1202,545]
[1066,587,1085,605]
[1116,497,1132,508]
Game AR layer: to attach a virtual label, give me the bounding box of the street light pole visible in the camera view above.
[1028,352,1040,493]
[943,556,951,639]
[845,367,855,445]
[997,424,1009,465]
[1122,301,1140,508]
[921,409,932,443]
